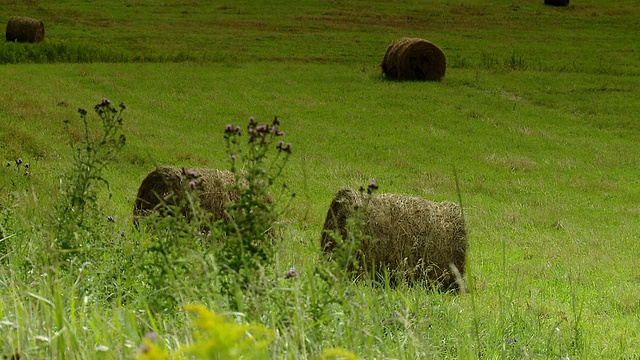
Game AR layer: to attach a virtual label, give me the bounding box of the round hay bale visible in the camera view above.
[5,16,45,43]
[321,188,467,290]
[381,37,447,81]
[544,0,569,6]
[133,167,240,225]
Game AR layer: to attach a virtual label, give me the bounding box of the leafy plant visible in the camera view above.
[138,304,274,360]
[0,158,31,259]
[328,180,379,282]
[54,98,126,258]
[217,116,293,295]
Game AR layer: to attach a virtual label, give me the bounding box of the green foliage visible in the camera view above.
[182,304,273,359]
[54,99,126,257]
[325,181,380,282]
[0,159,30,258]
[137,305,361,360]
[218,117,292,295]
[0,0,640,358]
[137,207,221,312]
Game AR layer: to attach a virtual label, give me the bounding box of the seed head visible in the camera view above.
[285,267,298,279]
[183,168,197,177]
[367,178,379,194]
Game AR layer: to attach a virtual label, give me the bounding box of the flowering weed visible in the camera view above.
[53,98,126,260]
[218,116,293,299]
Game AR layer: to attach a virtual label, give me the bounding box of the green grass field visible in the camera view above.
[1,0,640,358]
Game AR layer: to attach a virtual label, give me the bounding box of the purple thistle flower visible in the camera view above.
[25,163,29,168]
[225,124,234,132]
[235,125,241,132]
[278,131,285,137]
[101,98,111,106]
[283,143,292,154]
[230,154,237,161]
[183,168,197,177]
[367,178,379,194]
[144,331,157,342]
[5,162,10,167]
[24,171,29,176]
[256,124,267,133]
[271,126,278,135]
[285,267,298,279]
[188,180,197,190]
[16,158,23,165]
[107,216,115,222]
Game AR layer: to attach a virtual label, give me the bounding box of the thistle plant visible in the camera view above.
[219,116,292,295]
[54,98,126,256]
[0,157,31,258]
[330,179,379,281]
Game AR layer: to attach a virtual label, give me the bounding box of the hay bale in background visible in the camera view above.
[5,16,45,43]
[544,0,569,6]
[381,37,447,81]
[321,188,467,290]
[133,167,240,224]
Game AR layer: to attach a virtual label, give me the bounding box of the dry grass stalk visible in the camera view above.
[5,16,45,43]
[381,37,447,81]
[321,188,467,290]
[133,167,239,225]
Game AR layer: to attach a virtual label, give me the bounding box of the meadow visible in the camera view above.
[1,0,639,358]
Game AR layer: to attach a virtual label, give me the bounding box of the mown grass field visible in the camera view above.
[1,0,640,359]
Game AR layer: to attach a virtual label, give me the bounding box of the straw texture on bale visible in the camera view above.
[133,167,239,224]
[381,38,446,81]
[5,16,45,43]
[321,188,467,290]
[544,0,569,6]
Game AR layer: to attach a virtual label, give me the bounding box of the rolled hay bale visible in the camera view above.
[544,0,569,6]
[321,188,467,290]
[381,37,447,81]
[5,16,45,43]
[133,167,240,225]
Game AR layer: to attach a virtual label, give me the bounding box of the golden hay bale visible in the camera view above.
[5,16,45,43]
[381,37,447,81]
[133,167,240,224]
[321,188,467,290]
[544,0,569,6]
